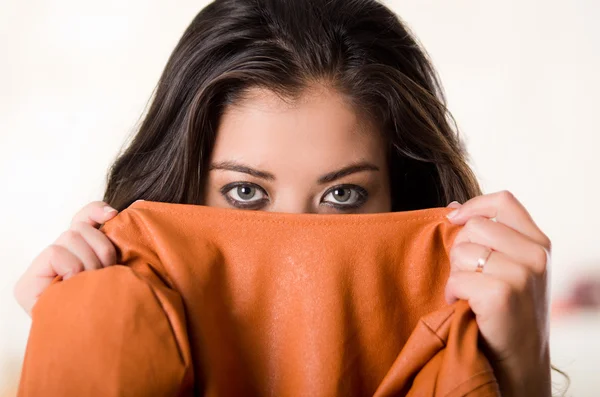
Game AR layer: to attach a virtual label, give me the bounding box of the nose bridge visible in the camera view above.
[270,185,317,214]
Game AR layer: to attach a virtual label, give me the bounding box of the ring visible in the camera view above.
[475,249,492,273]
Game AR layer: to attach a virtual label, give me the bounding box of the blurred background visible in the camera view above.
[1,0,598,395]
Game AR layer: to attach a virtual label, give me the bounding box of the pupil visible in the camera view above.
[334,188,350,202]
[238,186,255,200]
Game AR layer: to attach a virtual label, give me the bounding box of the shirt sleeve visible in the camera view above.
[17,265,194,397]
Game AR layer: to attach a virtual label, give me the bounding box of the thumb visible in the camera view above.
[447,201,463,210]
[71,201,118,228]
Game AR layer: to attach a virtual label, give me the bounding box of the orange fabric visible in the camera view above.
[19,201,499,396]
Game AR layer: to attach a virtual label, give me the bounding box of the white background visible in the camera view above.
[1,0,598,395]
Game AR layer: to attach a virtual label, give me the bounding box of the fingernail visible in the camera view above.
[446,209,459,219]
[104,206,117,215]
[447,201,462,210]
[63,271,73,280]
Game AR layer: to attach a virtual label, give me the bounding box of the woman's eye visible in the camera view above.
[220,183,269,209]
[322,185,367,207]
[227,184,266,202]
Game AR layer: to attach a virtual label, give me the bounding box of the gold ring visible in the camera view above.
[476,249,492,273]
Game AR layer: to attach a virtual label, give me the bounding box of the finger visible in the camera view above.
[445,271,516,319]
[446,191,550,250]
[70,222,117,268]
[14,245,84,314]
[55,230,104,271]
[70,201,118,228]
[444,271,525,359]
[450,242,492,273]
[453,216,549,273]
[447,201,463,210]
[38,244,86,279]
[449,242,533,290]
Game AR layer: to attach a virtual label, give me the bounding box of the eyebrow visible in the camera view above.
[209,160,380,183]
[317,162,380,184]
[209,161,276,181]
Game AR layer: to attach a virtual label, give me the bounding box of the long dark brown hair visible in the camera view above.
[102,2,572,392]
[104,0,481,211]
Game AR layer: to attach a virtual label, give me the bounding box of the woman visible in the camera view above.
[14,0,552,395]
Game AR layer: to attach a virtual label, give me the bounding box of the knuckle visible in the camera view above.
[60,230,81,244]
[13,282,23,302]
[47,244,80,270]
[513,266,533,292]
[465,216,485,232]
[497,190,516,204]
[97,244,116,266]
[448,244,459,263]
[531,245,549,275]
[70,221,86,232]
[540,234,552,253]
[452,227,469,245]
[47,244,63,261]
[445,274,459,289]
[449,243,469,266]
[13,282,30,312]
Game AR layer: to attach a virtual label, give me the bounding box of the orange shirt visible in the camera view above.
[19,201,499,396]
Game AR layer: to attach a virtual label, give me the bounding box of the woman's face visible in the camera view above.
[204,85,391,214]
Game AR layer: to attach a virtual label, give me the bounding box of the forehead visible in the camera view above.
[211,86,386,171]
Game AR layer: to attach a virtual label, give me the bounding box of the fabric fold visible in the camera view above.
[19,201,499,396]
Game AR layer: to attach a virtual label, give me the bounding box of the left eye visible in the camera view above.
[322,187,364,206]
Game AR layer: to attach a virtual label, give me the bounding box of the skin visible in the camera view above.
[14,86,551,397]
[205,86,391,214]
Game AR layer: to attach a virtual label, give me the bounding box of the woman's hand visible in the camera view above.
[445,191,551,397]
[14,201,119,316]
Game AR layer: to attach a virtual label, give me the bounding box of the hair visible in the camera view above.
[102,1,571,392]
[103,0,481,211]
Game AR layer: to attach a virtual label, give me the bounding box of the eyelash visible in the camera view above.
[220,182,269,209]
[321,184,368,211]
[220,182,369,211]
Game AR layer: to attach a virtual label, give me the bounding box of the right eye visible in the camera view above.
[221,183,269,209]
[228,185,264,202]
